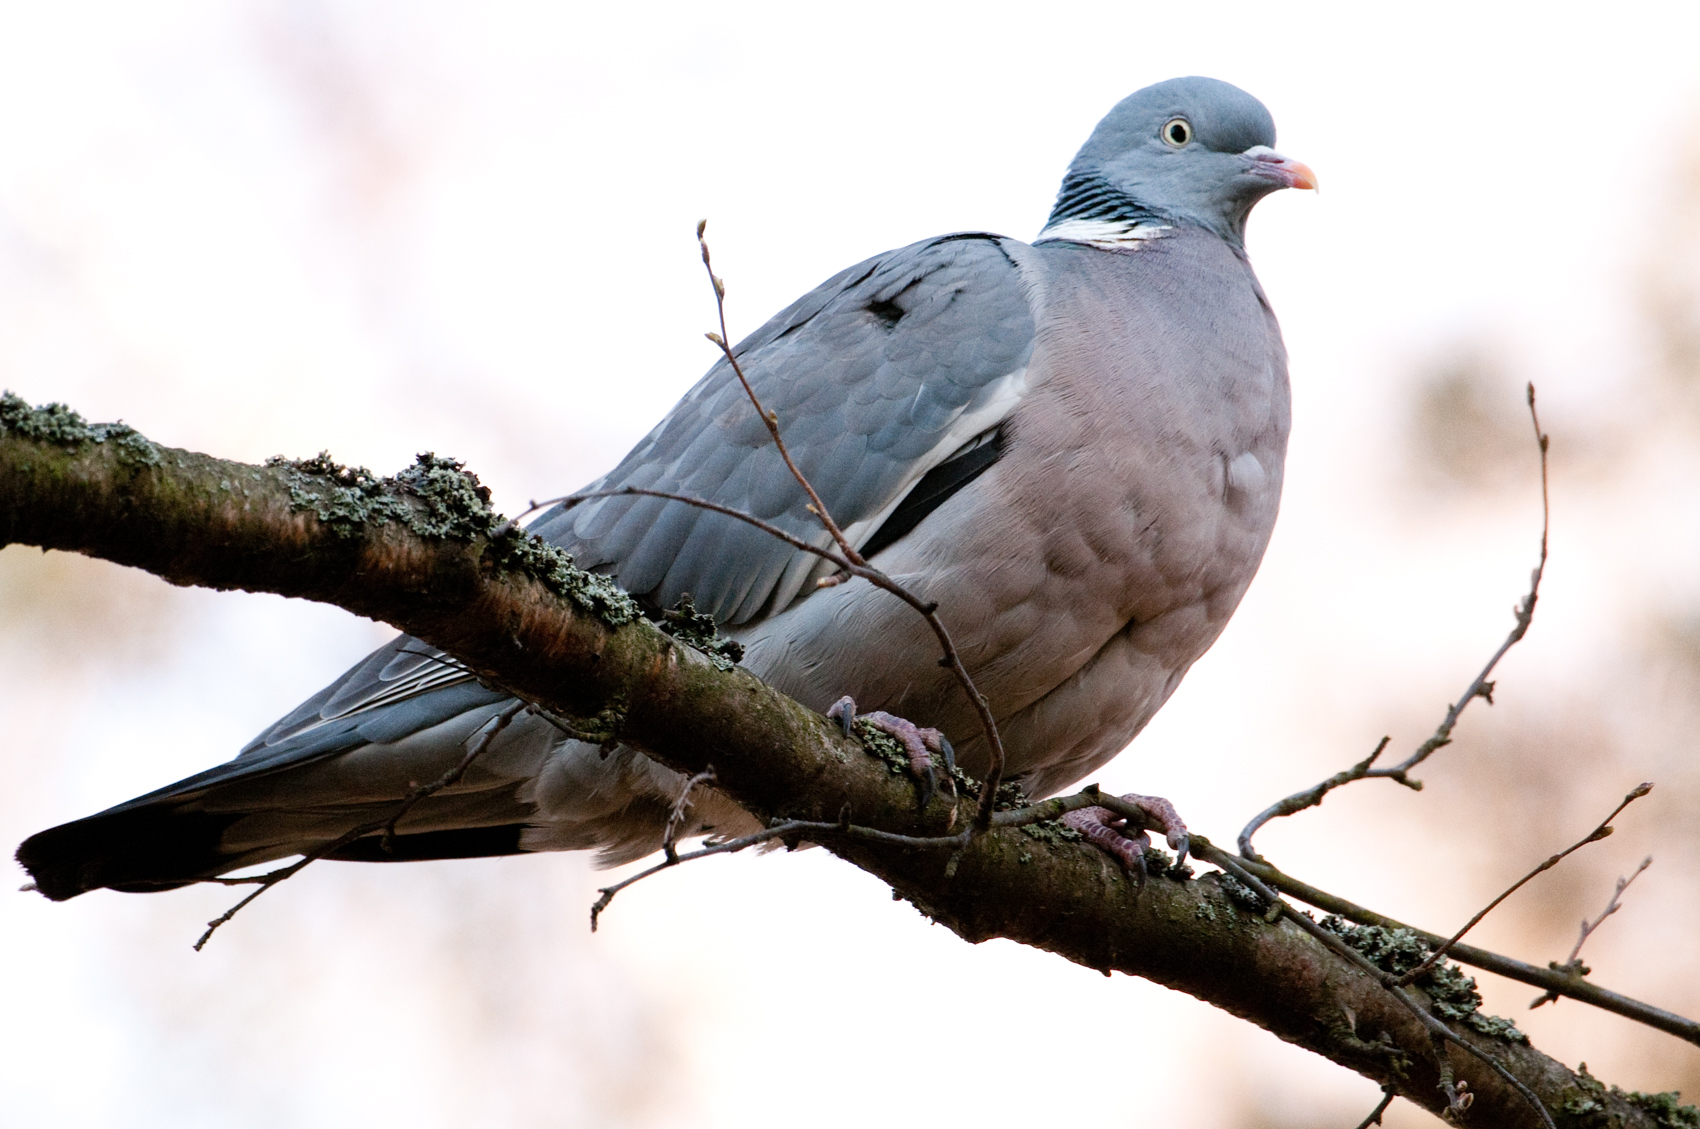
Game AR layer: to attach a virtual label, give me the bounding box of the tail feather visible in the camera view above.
[18,791,540,900]
[18,806,245,900]
[13,677,724,899]
[324,825,527,862]
[16,677,533,899]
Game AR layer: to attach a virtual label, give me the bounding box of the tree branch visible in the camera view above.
[0,396,1686,1127]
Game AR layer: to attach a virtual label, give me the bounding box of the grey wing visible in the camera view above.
[238,232,1036,758]
[527,232,1038,624]
[15,233,1042,897]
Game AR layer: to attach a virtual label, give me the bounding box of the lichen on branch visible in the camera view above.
[1,390,163,466]
[264,447,641,625]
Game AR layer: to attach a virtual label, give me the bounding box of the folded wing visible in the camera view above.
[17,232,1041,898]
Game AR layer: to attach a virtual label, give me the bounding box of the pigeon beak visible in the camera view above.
[1242,146,1318,191]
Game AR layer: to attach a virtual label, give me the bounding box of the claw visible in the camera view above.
[1130,830,1152,886]
[864,710,956,808]
[937,734,956,774]
[1063,792,1190,884]
[827,695,857,738]
[826,699,956,809]
[1065,808,1150,882]
[918,759,938,809]
[1128,793,1189,869]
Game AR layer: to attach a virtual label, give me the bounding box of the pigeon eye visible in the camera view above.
[1161,118,1192,147]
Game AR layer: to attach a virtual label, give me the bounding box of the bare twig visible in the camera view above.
[697,222,858,564]
[547,487,1004,807]
[1235,856,1700,1044]
[689,224,1009,829]
[591,820,803,931]
[590,806,998,930]
[1238,736,1391,857]
[1353,1087,1398,1129]
[548,488,850,566]
[1239,383,1551,858]
[195,824,373,950]
[194,700,527,949]
[384,699,528,851]
[589,786,1174,929]
[1531,855,1654,1010]
[1395,783,1652,987]
[1563,855,1655,967]
[664,767,717,863]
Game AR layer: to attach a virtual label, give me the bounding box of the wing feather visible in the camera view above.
[552,232,1037,623]
[221,233,1036,781]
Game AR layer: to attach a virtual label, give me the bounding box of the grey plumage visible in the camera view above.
[18,76,1309,900]
[536,233,1038,624]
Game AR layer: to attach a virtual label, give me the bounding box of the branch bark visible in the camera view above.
[0,401,1682,1128]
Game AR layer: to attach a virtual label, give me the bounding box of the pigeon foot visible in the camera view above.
[1063,793,1189,883]
[826,696,956,808]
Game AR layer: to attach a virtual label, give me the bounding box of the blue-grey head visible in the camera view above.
[1039,77,1315,249]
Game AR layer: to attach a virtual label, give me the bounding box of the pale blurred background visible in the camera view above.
[3,2,1699,1126]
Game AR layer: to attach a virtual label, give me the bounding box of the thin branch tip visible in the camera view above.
[1530,853,1656,1010]
[1353,1088,1398,1129]
[1395,782,1654,987]
[1237,384,1552,855]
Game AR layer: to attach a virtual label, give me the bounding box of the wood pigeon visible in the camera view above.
[18,76,1313,899]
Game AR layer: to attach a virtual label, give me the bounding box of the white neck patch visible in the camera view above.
[1034,217,1172,249]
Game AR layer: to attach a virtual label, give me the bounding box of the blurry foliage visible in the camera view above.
[1647,610,1700,704]
[1407,347,1532,492]
[253,0,438,224]
[0,544,187,671]
[1639,111,1700,697]
[1644,117,1700,425]
[103,859,690,1128]
[1374,103,1700,1112]
[1413,703,1644,940]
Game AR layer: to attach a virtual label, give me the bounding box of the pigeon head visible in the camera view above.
[1041,77,1315,249]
